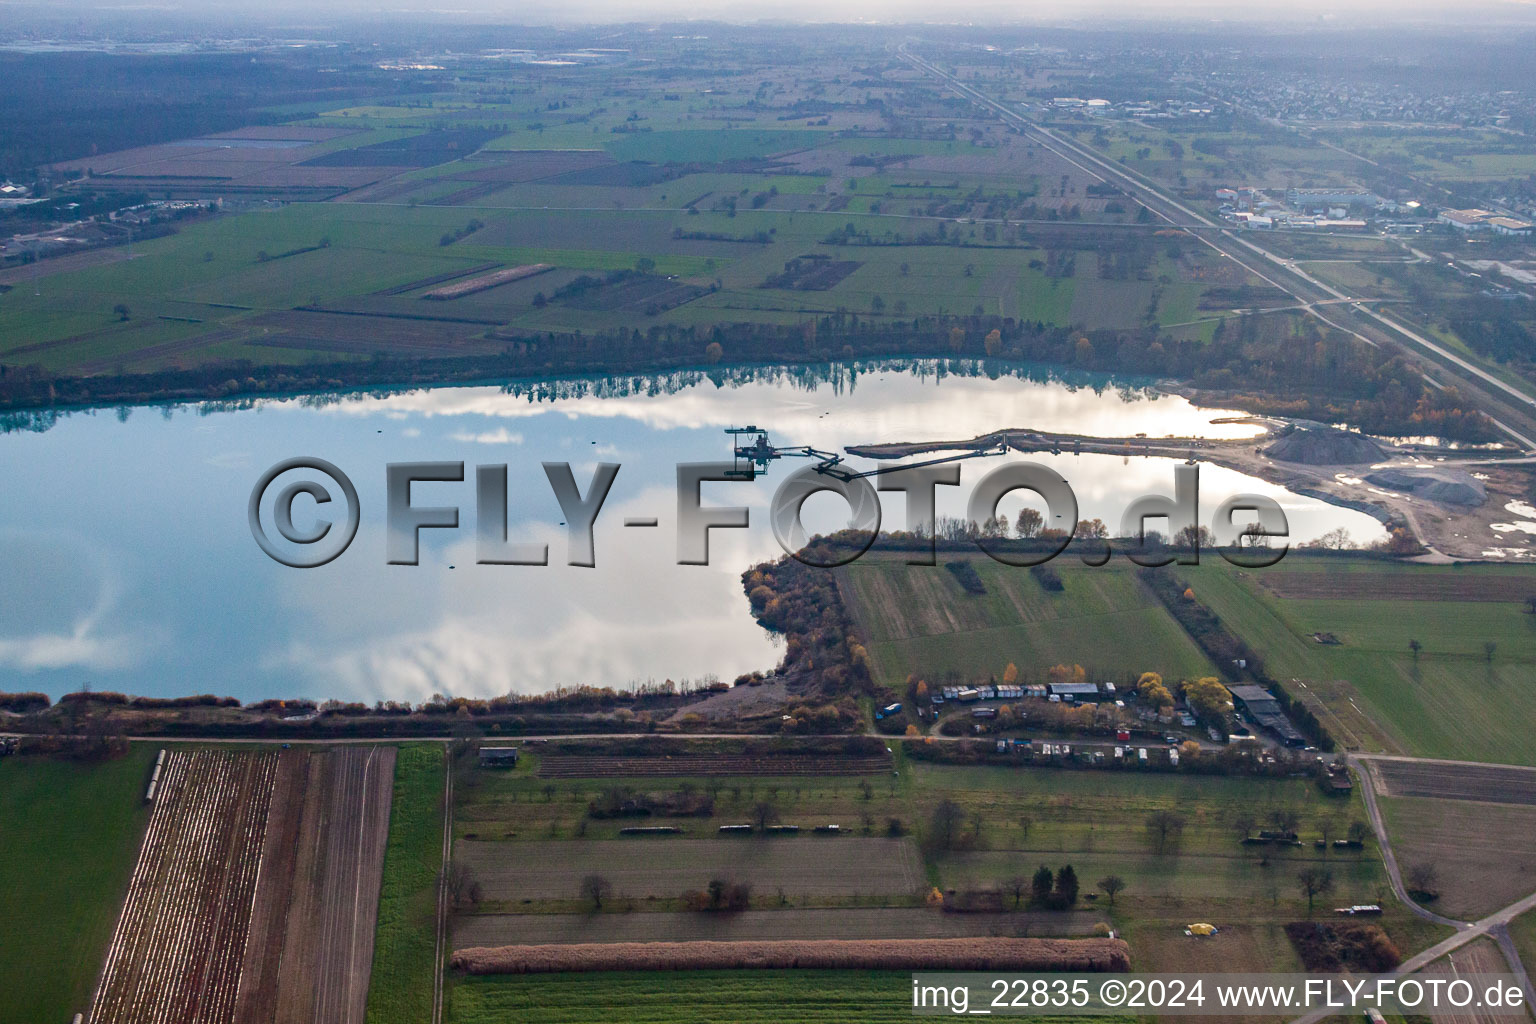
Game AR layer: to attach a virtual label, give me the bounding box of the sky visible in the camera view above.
[324,0,1536,23]
[9,0,1536,27]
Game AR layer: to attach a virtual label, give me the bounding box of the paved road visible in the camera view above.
[1278,756,1536,1024]
[1351,755,1468,930]
[1489,924,1536,1012]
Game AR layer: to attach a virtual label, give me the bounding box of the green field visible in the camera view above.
[449,969,1132,1024]
[453,749,904,860]
[1180,558,1536,766]
[444,742,1449,976]
[366,743,447,1024]
[837,549,1536,764]
[838,554,1218,690]
[0,47,1270,376]
[910,761,1387,912]
[904,760,1450,974]
[0,747,153,1024]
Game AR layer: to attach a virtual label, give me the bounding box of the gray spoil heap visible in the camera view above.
[1265,426,1385,466]
[1363,467,1487,507]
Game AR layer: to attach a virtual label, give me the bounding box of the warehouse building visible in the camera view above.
[1227,685,1306,747]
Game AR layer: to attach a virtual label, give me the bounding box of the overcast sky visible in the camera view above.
[355,0,1536,23]
[10,0,1534,21]
[6,0,1535,30]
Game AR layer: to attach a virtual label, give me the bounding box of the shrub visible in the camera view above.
[944,561,986,594]
[0,691,50,713]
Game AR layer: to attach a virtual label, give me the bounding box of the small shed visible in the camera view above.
[478,747,521,768]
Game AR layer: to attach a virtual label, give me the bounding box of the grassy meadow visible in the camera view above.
[444,740,1453,980]
[837,553,1219,691]
[1180,558,1536,766]
[366,743,448,1024]
[0,746,153,1024]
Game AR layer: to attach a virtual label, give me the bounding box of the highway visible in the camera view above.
[899,46,1536,451]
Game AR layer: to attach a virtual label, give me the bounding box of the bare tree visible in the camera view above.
[930,799,966,852]
[1296,868,1334,913]
[1004,875,1029,910]
[1231,811,1257,841]
[1347,821,1371,845]
[580,873,613,911]
[448,860,483,912]
[1145,810,1186,855]
[750,801,780,831]
[1098,875,1126,905]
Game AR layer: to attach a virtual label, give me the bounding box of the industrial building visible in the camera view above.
[1488,216,1534,236]
[1437,209,1533,234]
[1286,188,1381,208]
[1439,208,1495,230]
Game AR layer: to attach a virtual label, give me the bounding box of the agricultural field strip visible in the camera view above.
[90,750,277,1024]
[1418,941,1512,1024]
[457,837,924,902]
[1257,573,1536,603]
[1370,758,1536,806]
[299,746,395,1024]
[534,754,892,778]
[454,907,1102,950]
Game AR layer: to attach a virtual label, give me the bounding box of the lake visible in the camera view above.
[0,360,1385,703]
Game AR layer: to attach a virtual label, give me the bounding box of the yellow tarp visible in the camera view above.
[1187,923,1217,936]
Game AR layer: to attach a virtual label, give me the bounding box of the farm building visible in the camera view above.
[1323,763,1354,795]
[1228,685,1306,747]
[1047,682,1099,701]
[479,747,521,768]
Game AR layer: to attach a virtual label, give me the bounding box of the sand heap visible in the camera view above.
[1364,467,1487,507]
[1265,426,1385,466]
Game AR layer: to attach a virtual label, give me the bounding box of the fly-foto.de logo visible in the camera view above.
[248,455,1289,570]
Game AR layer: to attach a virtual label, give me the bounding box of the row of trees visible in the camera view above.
[2,306,1495,444]
[1140,569,1334,749]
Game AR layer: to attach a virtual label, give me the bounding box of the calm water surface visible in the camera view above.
[0,362,1385,703]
